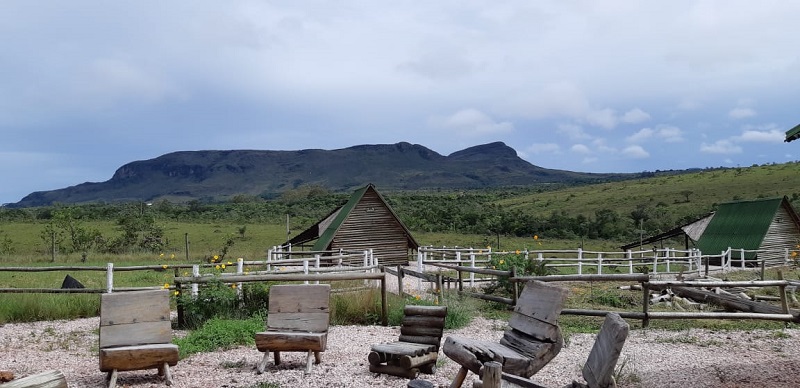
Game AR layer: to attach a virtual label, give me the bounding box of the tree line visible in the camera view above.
[0,186,708,255]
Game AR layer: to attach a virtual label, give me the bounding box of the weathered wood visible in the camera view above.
[369,305,447,378]
[480,361,502,388]
[99,344,179,371]
[654,285,793,315]
[444,281,568,388]
[450,366,469,388]
[98,290,178,387]
[582,313,629,388]
[100,290,172,349]
[368,363,419,379]
[255,284,330,374]
[0,370,68,388]
[255,332,327,352]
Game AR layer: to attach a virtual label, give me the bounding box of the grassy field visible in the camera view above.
[499,161,800,219]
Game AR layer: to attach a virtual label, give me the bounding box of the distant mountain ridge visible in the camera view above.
[13,141,636,207]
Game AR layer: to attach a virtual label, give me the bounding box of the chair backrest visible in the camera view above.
[502,280,568,347]
[582,312,629,388]
[99,290,172,349]
[399,305,448,351]
[266,284,331,333]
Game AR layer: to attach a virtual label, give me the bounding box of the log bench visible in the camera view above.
[369,305,448,378]
[99,290,179,388]
[444,280,569,388]
[255,284,331,375]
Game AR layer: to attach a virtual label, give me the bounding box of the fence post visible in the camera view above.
[626,250,633,274]
[184,233,189,261]
[642,281,650,328]
[106,263,114,293]
[303,260,309,285]
[192,265,199,297]
[510,266,518,307]
[380,266,388,326]
[418,249,424,292]
[469,251,475,288]
[740,248,745,269]
[266,247,273,271]
[236,258,244,298]
[397,265,404,296]
[435,274,443,304]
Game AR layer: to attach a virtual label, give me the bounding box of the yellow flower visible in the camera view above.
[183,271,188,276]
[515,250,520,254]
[159,253,164,257]
[227,261,232,265]
[533,235,539,240]
[221,264,226,269]
[162,283,169,289]
[499,259,505,265]
[170,253,175,259]
[230,284,237,289]
[215,264,221,270]
[244,271,250,275]
[174,290,180,296]
[213,255,219,262]
[162,264,168,269]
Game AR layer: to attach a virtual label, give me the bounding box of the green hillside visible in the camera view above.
[498,162,800,221]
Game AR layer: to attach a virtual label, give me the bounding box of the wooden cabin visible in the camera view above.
[623,196,800,263]
[285,184,419,266]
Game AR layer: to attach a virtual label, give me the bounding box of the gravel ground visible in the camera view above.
[2,315,800,388]
[3,274,800,387]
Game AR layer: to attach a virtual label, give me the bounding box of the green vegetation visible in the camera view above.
[2,162,800,359]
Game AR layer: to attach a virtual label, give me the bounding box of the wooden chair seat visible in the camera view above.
[442,335,559,377]
[255,331,327,352]
[255,284,331,375]
[100,344,179,372]
[368,305,447,379]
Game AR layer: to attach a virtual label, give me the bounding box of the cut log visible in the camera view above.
[1,370,68,388]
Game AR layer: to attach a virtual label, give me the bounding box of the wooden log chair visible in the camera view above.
[368,305,448,379]
[98,290,179,388]
[255,284,331,375]
[471,313,630,388]
[443,280,569,388]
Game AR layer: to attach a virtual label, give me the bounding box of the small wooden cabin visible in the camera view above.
[622,196,800,263]
[285,184,419,266]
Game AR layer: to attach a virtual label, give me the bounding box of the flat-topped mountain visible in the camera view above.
[13,142,634,207]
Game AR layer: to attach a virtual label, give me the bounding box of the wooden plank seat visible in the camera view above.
[368,305,448,379]
[443,281,568,388]
[255,284,331,375]
[99,290,179,388]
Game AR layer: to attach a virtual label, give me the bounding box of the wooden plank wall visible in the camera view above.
[761,205,800,262]
[330,190,411,266]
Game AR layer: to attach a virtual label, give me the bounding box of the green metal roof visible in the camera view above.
[695,197,783,259]
[786,123,800,143]
[311,183,419,251]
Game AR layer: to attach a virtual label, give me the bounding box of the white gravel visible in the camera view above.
[2,315,800,388]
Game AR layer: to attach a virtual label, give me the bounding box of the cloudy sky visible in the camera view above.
[2,1,799,204]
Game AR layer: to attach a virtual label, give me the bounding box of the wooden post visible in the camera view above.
[184,233,189,261]
[106,262,114,293]
[480,361,502,388]
[641,281,650,328]
[779,270,789,314]
[381,268,388,326]
[397,265,404,296]
[760,259,766,281]
[436,274,444,304]
[457,268,463,292]
[510,266,519,307]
